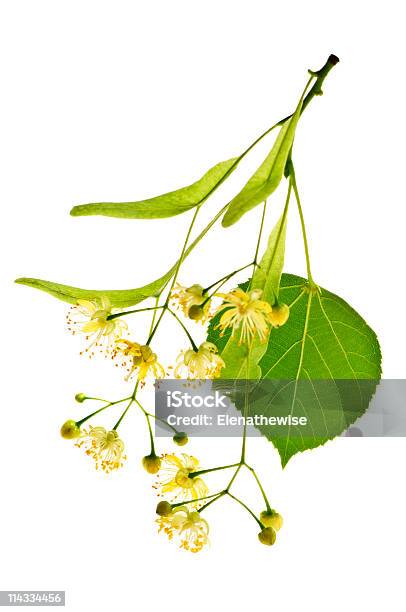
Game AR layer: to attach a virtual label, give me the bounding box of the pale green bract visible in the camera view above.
[14,270,173,308]
[15,195,220,307]
[215,207,289,379]
[207,273,382,466]
[70,158,238,219]
[221,95,303,227]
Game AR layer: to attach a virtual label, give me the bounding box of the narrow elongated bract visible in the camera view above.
[15,271,173,308]
[221,95,304,227]
[211,207,289,378]
[70,158,238,219]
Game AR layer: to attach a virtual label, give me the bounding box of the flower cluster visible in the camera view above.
[61,279,290,552]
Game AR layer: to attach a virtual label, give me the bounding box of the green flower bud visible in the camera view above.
[188,304,205,321]
[260,510,283,531]
[156,501,172,516]
[258,526,277,546]
[60,420,81,440]
[142,454,162,474]
[75,393,87,403]
[173,431,188,446]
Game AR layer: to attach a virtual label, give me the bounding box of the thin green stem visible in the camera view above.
[113,398,134,431]
[107,305,163,321]
[189,463,240,478]
[144,410,179,434]
[76,396,132,426]
[167,308,198,351]
[198,491,226,513]
[203,261,255,294]
[226,463,242,490]
[172,491,224,509]
[226,491,263,528]
[166,205,202,301]
[202,263,256,306]
[148,296,160,337]
[144,411,155,454]
[146,205,201,346]
[145,305,166,346]
[261,180,292,302]
[289,161,315,285]
[133,398,156,454]
[245,464,271,511]
[80,396,108,402]
[253,201,267,265]
[134,398,177,445]
[240,350,251,462]
[247,201,267,292]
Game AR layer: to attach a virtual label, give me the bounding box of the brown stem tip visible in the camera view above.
[328,54,340,65]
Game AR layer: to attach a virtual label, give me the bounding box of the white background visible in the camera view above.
[1,1,405,610]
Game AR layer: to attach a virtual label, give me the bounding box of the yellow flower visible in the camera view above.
[174,342,225,379]
[171,284,211,323]
[156,453,208,503]
[75,426,126,473]
[113,340,165,382]
[157,506,209,553]
[215,288,272,344]
[67,295,127,356]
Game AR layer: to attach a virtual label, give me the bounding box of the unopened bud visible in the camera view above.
[142,454,161,474]
[60,420,81,440]
[258,527,276,546]
[173,432,188,446]
[188,304,205,321]
[268,303,290,328]
[260,510,283,531]
[75,393,87,403]
[156,501,172,516]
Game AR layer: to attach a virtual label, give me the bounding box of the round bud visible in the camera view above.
[260,510,283,531]
[60,420,81,440]
[142,454,162,475]
[75,393,87,403]
[188,304,204,321]
[173,431,188,446]
[156,501,172,517]
[268,303,290,328]
[258,527,277,546]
